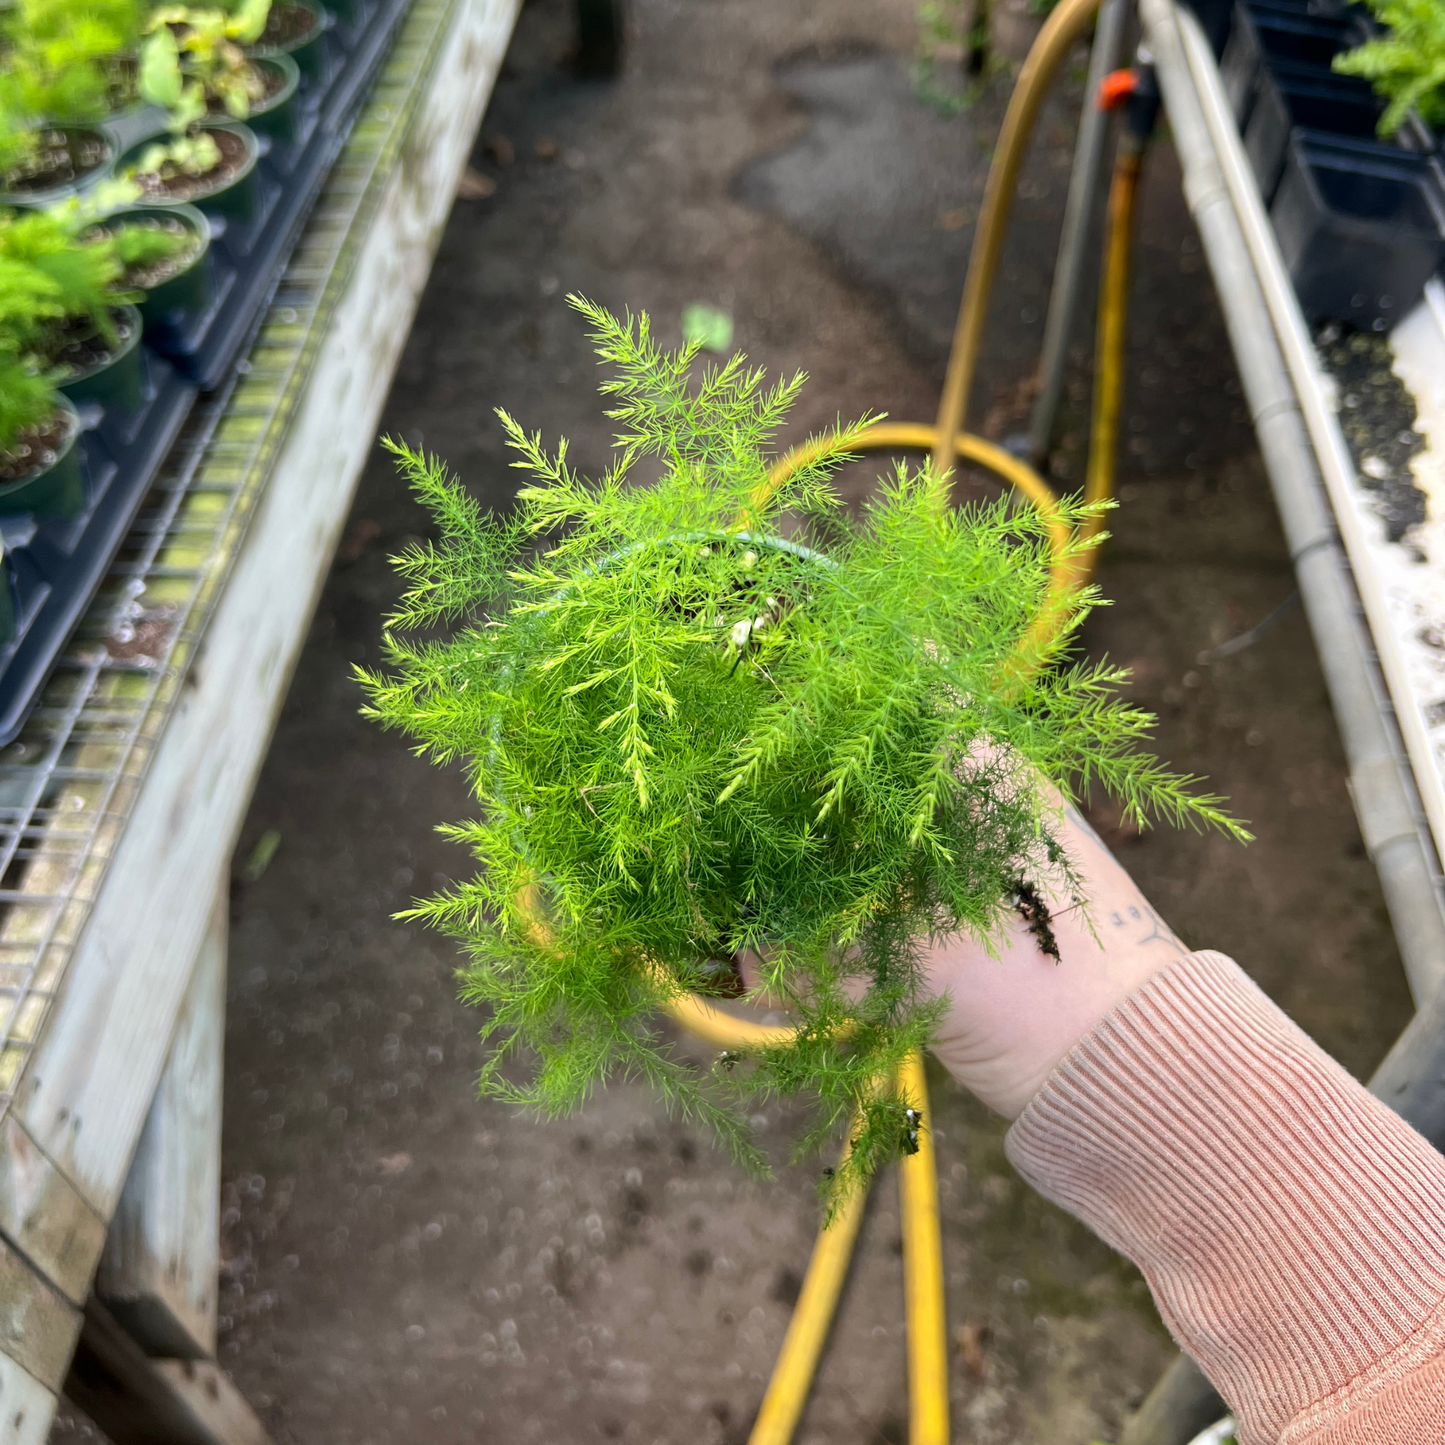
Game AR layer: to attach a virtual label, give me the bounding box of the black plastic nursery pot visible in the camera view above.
[248,0,331,82]
[119,123,262,229]
[0,126,115,208]
[1271,132,1445,328]
[1245,62,1387,202]
[238,55,304,146]
[97,205,216,350]
[0,398,87,520]
[1221,3,1362,127]
[56,305,148,417]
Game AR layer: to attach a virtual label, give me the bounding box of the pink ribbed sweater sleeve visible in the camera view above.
[1004,950,1445,1445]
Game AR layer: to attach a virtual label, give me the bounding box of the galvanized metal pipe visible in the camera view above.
[1027,0,1131,465]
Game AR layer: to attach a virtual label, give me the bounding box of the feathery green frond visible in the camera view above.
[361,297,1247,1212]
[1334,0,1445,134]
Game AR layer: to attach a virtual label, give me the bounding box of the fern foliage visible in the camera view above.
[360,297,1246,1206]
[0,206,132,453]
[1335,0,1445,134]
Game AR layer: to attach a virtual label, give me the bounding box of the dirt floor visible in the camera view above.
[53,0,1418,1440]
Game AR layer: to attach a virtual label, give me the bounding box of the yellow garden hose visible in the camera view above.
[669,2,1155,1441]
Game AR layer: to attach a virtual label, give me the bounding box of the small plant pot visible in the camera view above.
[118,122,261,228]
[247,0,330,82]
[0,126,114,208]
[1245,63,1388,202]
[96,55,146,124]
[55,305,148,416]
[88,206,215,350]
[1221,5,1361,129]
[1271,132,1445,327]
[0,397,87,519]
[228,55,302,145]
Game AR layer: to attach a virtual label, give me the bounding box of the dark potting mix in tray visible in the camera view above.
[0,0,415,746]
[1212,0,1445,331]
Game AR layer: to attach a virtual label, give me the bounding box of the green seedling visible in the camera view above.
[140,0,273,130]
[0,205,134,454]
[127,131,224,187]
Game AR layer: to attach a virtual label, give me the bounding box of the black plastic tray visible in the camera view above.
[0,357,198,744]
[1244,59,1386,201]
[106,0,414,390]
[0,0,416,743]
[1221,3,1366,127]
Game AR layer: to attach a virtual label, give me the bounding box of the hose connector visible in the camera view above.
[1097,54,1161,143]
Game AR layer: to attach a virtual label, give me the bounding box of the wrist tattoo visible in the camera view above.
[1106,900,1187,957]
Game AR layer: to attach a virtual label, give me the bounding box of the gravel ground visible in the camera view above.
[52,0,1414,1441]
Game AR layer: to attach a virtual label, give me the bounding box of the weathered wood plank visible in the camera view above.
[96,885,227,1359]
[0,1238,80,1390]
[0,1350,56,1445]
[63,1300,271,1445]
[10,0,519,1222]
[0,1116,105,1307]
[151,1361,272,1445]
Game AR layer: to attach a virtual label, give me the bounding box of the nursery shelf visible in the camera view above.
[0,0,518,1429]
[1141,0,1445,1007]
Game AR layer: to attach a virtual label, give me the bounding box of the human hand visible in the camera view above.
[921,808,1189,1118]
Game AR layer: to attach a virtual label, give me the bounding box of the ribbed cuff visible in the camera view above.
[1005,950,1445,1445]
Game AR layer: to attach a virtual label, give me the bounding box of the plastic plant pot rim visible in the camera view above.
[52,304,144,388]
[247,53,303,116]
[118,121,261,207]
[95,203,212,301]
[0,125,117,208]
[0,395,81,498]
[1291,134,1445,240]
[246,0,329,59]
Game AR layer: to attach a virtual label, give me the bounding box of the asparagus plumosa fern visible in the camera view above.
[1334,0,1445,135]
[361,297,1246,1204]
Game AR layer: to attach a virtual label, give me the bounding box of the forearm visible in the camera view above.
[1004,950,1445,1445]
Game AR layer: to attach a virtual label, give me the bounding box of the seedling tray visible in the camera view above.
[0,358,197,745]
[103,0,414,390]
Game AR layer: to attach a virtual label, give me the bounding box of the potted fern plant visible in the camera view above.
[361,298,1245,1201]
[0,124,114,210]
[84,202,212,347]
[0,204,154,512]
